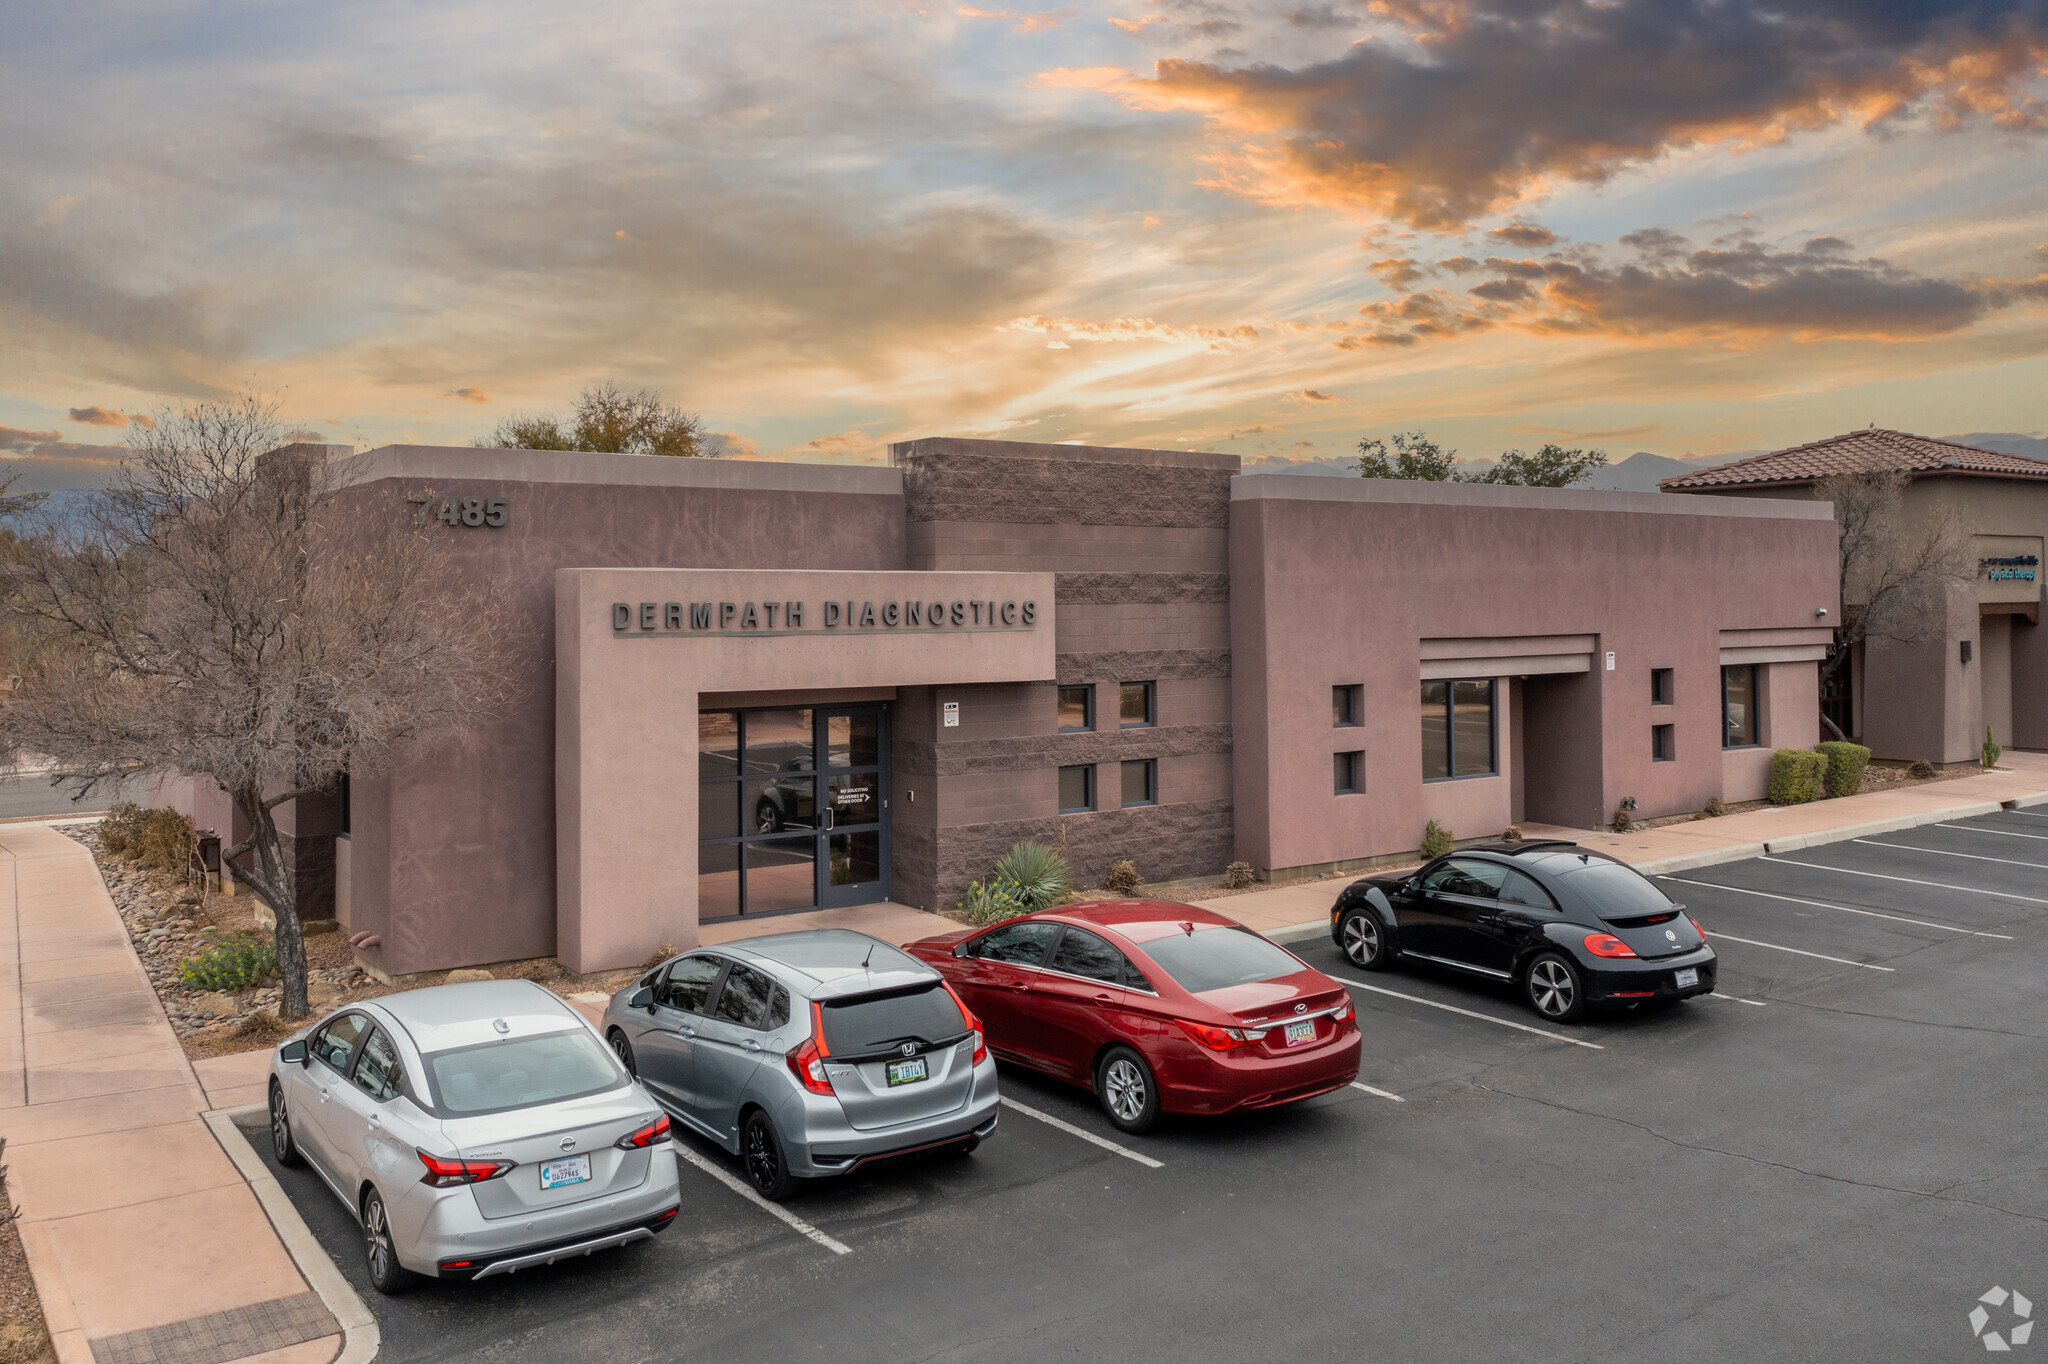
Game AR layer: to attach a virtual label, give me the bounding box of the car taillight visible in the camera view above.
[1175,1019,1266,1051]
[1689,915,1707,938]
[416,1151,513,1187]
[615,1114,671,1150]
[1583,933,1638,959]
[786,1000,836,1096]
[1331,1000,1354,1023]
[940,980,988,1065]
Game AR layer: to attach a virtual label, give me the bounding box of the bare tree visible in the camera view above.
[1811,468,1972,741]
[0,393,516,1019]
[476,379,703,457]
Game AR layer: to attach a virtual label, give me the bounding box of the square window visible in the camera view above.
[1333,684,1360,727]
[1652,724,1675,762]
[1651,668,1674,706]
[1334,750,1362,794]
[1422,678,1496,779]
[1057,685,1093,732]
[1120,681,1155,728]
[1121,759,1155,807]
[1058,764,1094,812]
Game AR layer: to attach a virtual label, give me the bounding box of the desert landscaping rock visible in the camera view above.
[446,968,496,984]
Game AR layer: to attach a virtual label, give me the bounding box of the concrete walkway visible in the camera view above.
[0,822,340,1364]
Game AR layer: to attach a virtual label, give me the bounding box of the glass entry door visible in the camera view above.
[698,704,890,920]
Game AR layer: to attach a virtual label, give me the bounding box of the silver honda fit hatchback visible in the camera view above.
[602,930,1000,1199]
[267,979,682,1293]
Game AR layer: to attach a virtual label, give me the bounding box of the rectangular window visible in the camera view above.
[1651,668,1674,706]
[1722,665,1759,748]
[1120,681,1155,728]
[337,772,351,838]
[1333,684,1360,727]
[1057,685,1094,733]
[1058,764,1094,813]
[1652,724,1675,762]
[1334,750,1361,794]
[1121,759,1155,807]
[1421,678,1496,780]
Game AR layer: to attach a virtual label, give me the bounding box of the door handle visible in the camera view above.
[368,1113,382,1129]
[316,1088,329,1102]
[1010,982,1029,991]
[683,1027,697,1038]
[743,1040,761,1052]
[1093,992,1115,1002]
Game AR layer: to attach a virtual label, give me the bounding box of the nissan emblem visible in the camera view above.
[560,1137,577,1152]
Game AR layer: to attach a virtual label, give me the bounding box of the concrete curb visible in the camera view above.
[1630,793,2048,876]
[203,1104,380,1364]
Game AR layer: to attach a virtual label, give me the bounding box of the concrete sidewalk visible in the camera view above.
[0,822,342,1364]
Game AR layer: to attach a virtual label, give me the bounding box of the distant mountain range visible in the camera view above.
[1951,433,2048,463]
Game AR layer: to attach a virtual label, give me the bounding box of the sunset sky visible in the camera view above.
[4,0,2047,485]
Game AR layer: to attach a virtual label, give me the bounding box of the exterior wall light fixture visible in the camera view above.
[1815,607,1828,617]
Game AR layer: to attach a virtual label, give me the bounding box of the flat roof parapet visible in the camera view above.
[889,437,1241,472]
[328,443,904,495]
[1230,472,1837,520]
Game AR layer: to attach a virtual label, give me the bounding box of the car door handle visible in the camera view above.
[1093,992,1115,1002]
[682,1027,697,1038]
[743,1040,761,1053]
[368,1113,382,1129]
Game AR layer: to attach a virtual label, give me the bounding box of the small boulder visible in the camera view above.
[302,919,341,937]
[192,991,238,1018]
[445,968,495,985]
[308,982,342,1007]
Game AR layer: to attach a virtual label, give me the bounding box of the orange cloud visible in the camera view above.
[1014,9,1070,33]
[1289,388,1345,403]
[1029,65,1130,90]
[1108,14,1163,32]
[957,5,1014,16]
[67,406,125,426]
[444,387,491,403]
[1003,314,1260,345]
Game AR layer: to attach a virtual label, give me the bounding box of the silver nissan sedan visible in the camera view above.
[267,979,682,1293]
[602,930,1000,1199]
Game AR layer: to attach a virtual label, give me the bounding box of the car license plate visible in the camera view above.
[1283,1019,1317,1047]
[886,1056,928,1086]
[540,1155,591,1189]
[1674,967,1699,988]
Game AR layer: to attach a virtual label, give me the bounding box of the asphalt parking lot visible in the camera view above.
[238,808,2048,1361]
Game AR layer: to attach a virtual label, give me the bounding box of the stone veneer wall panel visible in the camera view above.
[933,798,1234,909]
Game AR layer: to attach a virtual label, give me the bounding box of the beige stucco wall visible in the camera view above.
[556,567,1054,972]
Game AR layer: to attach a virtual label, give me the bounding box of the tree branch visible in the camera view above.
[262,784,326,811]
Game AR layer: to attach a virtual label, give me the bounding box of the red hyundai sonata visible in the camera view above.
[906,901,1361,1134]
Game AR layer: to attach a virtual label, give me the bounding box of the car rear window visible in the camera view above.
[820,982,965,1055]
[1138,928,1306,993]
[425,1030,623,1116]
[1565,861,1673,918]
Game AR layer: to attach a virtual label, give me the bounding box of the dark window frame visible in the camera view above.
[1121,758,1156,808]
[1057,684,1095,733]
[1721,664,1761,750]
[1333,684,1361,727]
[1119,681,1156,729]
[337,772,351,839]
[1334,749,1362,794]
[1652,723,1676,763]
[1421,677,1497,782]
[1058,764,1095,814]
[1650,668,1674,707]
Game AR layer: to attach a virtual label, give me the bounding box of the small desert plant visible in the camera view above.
[98,801,147,856]
[1104,860,1142,896]
[958,875,1029,924]
[1500,825,1523,842]
[1908,759,1937,780]
[1703,796,1726,818]
[1609,807,1634,833]
[1767,749,1827,805]
[643,941,678,969]
[1815,741,1871,798]
[1420,821,1453,859]
[1221,860,1256,890]
[133,807,196,873]
[178,932,277,993]
[994,841,1071,910]
[1984,725,2002,769]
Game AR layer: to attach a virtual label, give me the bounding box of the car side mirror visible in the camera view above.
[951,941,970,959]
[279,1040,308,1066]
[628,986,655,1010]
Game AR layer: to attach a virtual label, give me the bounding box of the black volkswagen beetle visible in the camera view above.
[1329,840,1716,1021]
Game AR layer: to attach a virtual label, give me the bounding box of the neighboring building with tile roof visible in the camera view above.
[1664,430,2047,765]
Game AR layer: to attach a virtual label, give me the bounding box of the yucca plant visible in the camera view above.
[958,875,1030,925]
[993,841,1071,910]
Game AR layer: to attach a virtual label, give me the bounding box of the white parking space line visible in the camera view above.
[1329,975,1605,1050]
[1856,838,2048,871]
[1696,991,1768,1007]
[999,1097,1165,1169]
[1704,931,1894,971]
[1349,1082,1407,1101]
[1938,822,2048,843]
[1762,857,2048,907]
[1660,876,2013,939]
[671,1140,854,1255]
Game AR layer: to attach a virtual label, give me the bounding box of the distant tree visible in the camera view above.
[0,392,518,1020]
[0,469,46,520]
[1355,430,1458,481]
[1465,444,1608,487]
[1811,469,1971,741]
[476,380,703,457]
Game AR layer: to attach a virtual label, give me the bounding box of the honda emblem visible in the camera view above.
[900,1042,918,1057]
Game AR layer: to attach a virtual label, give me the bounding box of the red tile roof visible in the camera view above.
[1660,430,2048,491]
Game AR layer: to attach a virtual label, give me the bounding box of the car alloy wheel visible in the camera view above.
[1095,1045,1160,1135]
[1340,911,1388,969]
[743,1111,793,1201]
[754,800,781,834]
[1525,953,1585,1022]
[609,1031,637,1077]
[268,1081,302,1168]
[362,1189,418,1294]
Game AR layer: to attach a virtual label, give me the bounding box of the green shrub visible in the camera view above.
[1222,860,1256,889]
[1702,797,1726,818]
[133,807,195,873]
[98,801,147,855]
[993,841,1071,910]
[1767,749,1827,805]
[1815,741,1871,798]
[1420,820,1453,859]
[1104,860,1142,896]
[178,932,276,992]
[1984,726,2002,769]
[957,876,1029,925]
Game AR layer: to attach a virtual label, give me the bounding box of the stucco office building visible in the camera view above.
[161,438,1838,978]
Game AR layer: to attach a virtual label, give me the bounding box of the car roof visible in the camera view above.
[1457,839,1582,857]
[1042,899,1239,946]
[710,929,940,1001]
[369,979,581,1054]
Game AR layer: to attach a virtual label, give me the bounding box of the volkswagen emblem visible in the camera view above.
[900,1042,918,1057]
[559,1137,577,1153]
[1294,1003,1307,1014]
[1665,929,1678,941]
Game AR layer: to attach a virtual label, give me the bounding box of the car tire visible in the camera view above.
[1523,952,1588,1023]
[742,1110,795,1201]
[268,1080,303,1168]
[361,1187,419,1295]
[609,1029,638,1077]
[1338,909,1395,970]
[754,799,782,834]
[1095,1045,1161,1135]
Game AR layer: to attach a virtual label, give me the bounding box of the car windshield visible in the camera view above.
[819,982,965,1054]
[425,1030,623,1116]
[1566,861,1674,918]
[1139,928,1305,993]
